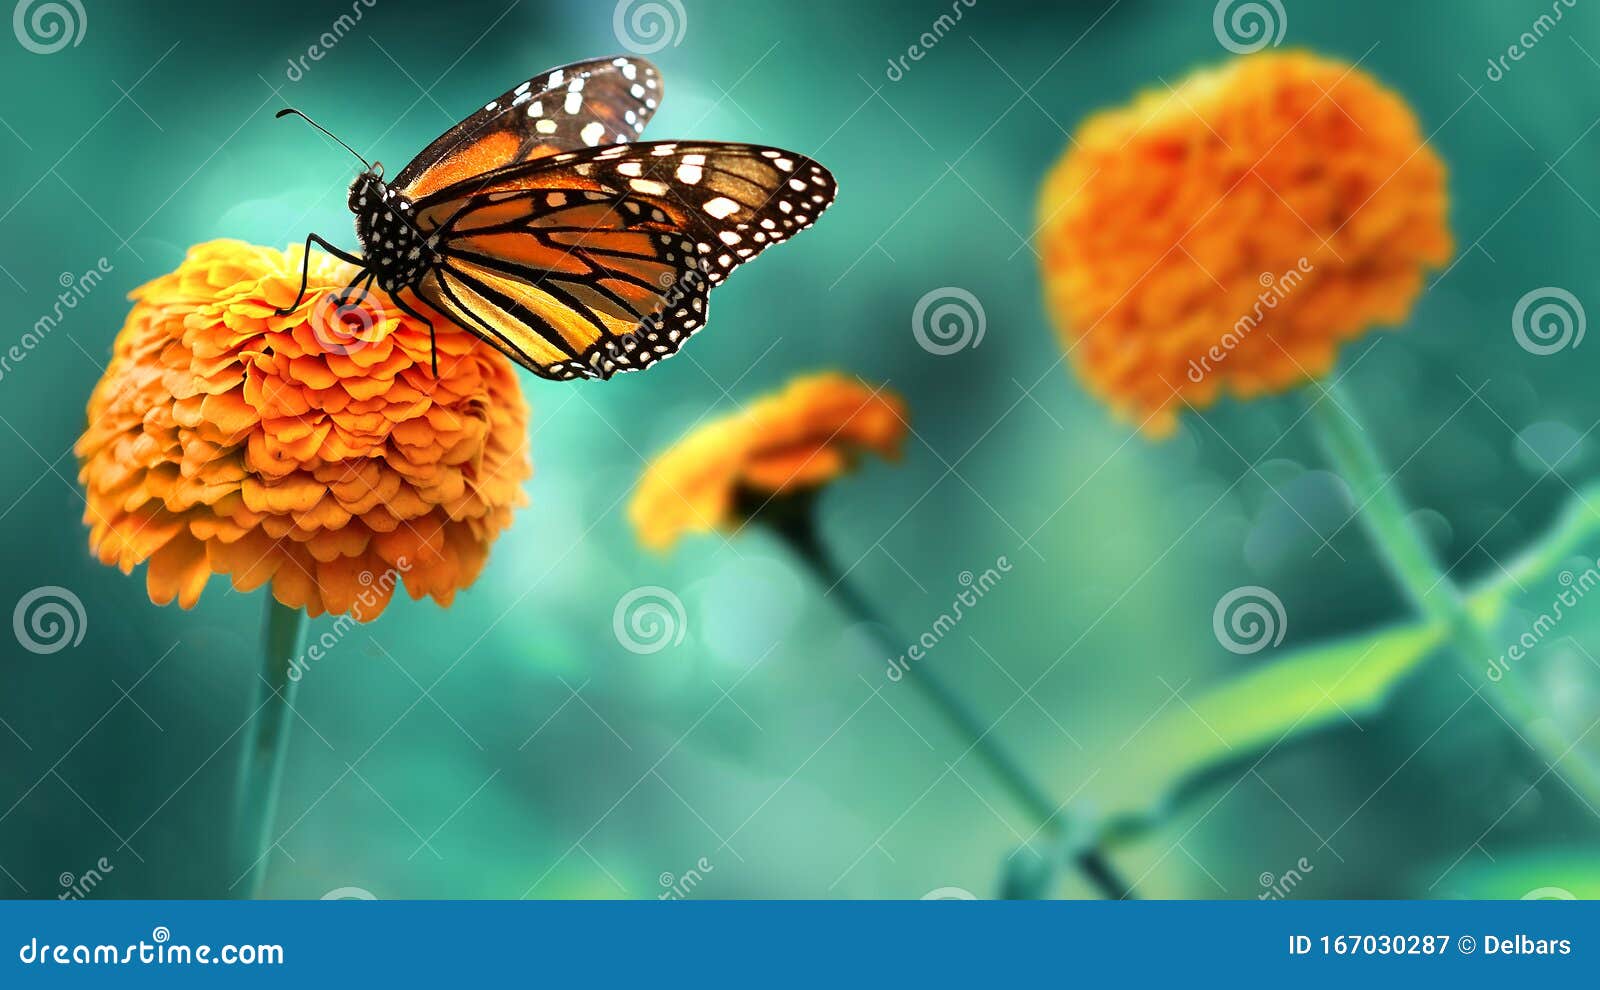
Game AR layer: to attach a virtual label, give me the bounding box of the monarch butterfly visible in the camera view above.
[276,55,838,379]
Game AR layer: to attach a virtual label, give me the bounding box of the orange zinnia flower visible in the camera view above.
[75,239,531,620]
[629,372,907,550]
[1038,51,1453,435]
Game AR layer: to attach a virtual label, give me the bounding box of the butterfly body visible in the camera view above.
[348,171,436,293]
[279,55,838,381]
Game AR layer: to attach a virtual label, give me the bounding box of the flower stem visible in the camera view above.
[1308,379,1600,805]
[232,596,304,899]
[759,494,1131,899]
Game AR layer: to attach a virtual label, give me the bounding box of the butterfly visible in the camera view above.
[274,55,837,380]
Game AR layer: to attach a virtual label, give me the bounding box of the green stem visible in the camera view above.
[1309,379,1600,806]
[232,596,305,899]
[757,492,1132,900]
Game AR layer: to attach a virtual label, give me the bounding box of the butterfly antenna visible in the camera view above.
[275,108,372,170]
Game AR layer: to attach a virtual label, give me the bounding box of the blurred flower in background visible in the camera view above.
[74,239,531,620]
[629,371,907,551]
[629,373,1133,897]
[1038,51,1452,435]
[1034,45,1600,846]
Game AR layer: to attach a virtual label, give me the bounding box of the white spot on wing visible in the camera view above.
[703,196,739,219]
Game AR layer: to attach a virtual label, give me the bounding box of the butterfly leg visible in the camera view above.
[274,233,366,316]
[341,269,375,304]
[390,291,440,378]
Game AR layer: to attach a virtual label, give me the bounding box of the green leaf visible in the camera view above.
[1081,482,1600,853]
[1095,620,1447,847]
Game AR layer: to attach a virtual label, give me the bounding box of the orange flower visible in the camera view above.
[629,372,907,550]
[1038,51,1453,435]
[74,239,531,620]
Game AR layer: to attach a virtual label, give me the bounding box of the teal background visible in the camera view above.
[1,0,1598,899]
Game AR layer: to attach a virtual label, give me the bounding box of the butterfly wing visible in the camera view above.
[408,142,837,380]
[393,55,663,199]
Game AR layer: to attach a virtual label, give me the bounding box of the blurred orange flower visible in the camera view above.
[1038,51,1453,435]
[629,372,907,550]
[75,239,531,620]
